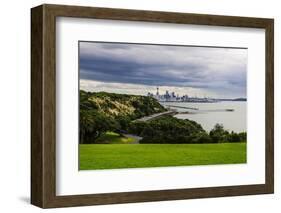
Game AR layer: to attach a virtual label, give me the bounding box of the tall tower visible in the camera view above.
[156,87,159,96]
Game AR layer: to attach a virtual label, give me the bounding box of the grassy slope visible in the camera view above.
[80,90,166,119]
[79,143,246,170]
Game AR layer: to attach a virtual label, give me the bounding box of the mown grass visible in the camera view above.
[79,143,246,170]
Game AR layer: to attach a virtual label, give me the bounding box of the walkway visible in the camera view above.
[123,134,142,144]
[134,110,177,122]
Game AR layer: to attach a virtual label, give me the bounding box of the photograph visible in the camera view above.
[29,3,274,208]
[78,41,247,170]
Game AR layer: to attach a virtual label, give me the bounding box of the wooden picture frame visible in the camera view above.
[31,4,274,208]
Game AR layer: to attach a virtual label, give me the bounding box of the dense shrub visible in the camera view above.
[209,124,227,143]
[238,132,247,141]
[209,124,247,143]
[79,110,120,144]
[115,116,131,131]
[132,115,210,144]
[227,131,247,142]
[129,115,204,136]
[189,132,213,144]
[128,121,147,136]
[139,122,246,144]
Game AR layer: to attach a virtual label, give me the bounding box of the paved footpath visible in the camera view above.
[134,110,177,122]
[123,134,143,144]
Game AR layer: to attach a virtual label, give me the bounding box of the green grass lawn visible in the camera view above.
[79,143,246,170]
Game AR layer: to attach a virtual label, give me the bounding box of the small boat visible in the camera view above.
[225,109,234,111]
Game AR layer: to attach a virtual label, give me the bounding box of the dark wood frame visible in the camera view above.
[31,4,274,208]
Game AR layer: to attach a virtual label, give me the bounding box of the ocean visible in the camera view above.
[161,101,246,132]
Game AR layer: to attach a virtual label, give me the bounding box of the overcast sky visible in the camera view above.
[79,42,247,98]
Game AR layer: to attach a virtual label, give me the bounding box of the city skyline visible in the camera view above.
[147,86,246,103]
[79,42,247,99]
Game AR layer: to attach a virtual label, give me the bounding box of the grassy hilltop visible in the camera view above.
[80,90,166,119]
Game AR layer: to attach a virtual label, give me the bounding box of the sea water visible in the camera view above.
[162,101,246,132]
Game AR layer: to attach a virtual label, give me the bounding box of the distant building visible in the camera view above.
[147,87,218,103]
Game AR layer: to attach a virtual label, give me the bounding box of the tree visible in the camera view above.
[227,131,247,142]
[128,121,147,135]
[79,110,119,144]
[238,132,247,142]
[190,132,213,144]
[79,109,95,144]
[209,124,227,143]
[140,124,155,137]
[134,115,206,144]
[116,116,131,131]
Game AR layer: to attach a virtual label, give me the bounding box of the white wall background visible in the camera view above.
[0,0,279,212]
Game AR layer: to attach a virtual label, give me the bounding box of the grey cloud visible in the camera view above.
[79,42,247,98]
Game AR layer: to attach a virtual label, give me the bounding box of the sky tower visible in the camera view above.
[156,87,159,96]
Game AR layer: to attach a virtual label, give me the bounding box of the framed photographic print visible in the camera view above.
[31,4,274,208]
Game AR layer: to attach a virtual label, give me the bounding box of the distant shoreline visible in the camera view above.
[159,99,246,103]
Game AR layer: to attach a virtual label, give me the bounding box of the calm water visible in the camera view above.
[162,101,246,132]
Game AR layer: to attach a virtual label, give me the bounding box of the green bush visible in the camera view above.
[115,116,131,131]
[238,132,247,142]
[79,110,120,144]
[209,124,247,143]
[189,132,213,144]
[209,124,228,143]
[227,131,247,142]
[128,121,147,135]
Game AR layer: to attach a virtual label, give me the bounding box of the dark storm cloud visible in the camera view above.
[80,55,203,87]
[79,42,247,97]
